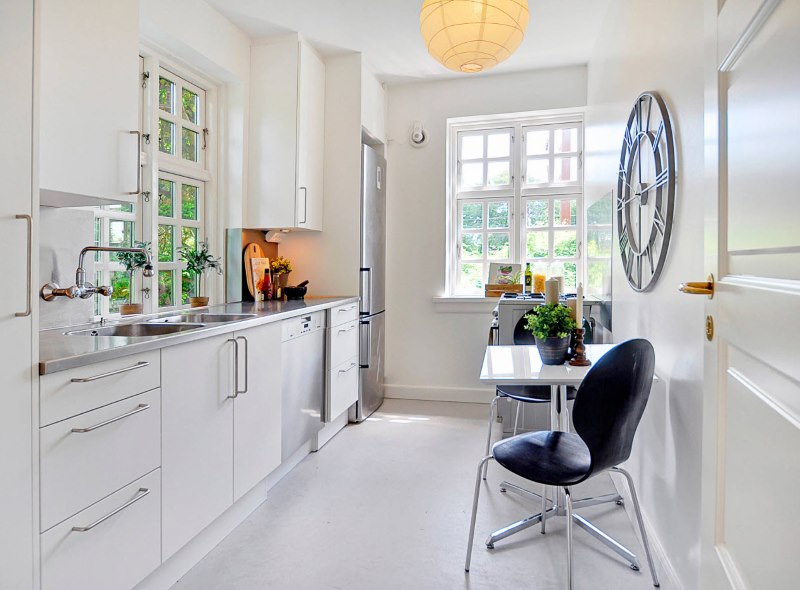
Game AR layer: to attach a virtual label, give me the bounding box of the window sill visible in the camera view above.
[432,296,499,313]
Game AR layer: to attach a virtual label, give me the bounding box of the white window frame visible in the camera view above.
[446,112,585,297]
[93,204,141,316]
[157,67,207,172]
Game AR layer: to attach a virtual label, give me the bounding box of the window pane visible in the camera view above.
[461,202,483,229]
[182,269,197,305]
[182,128,199,162]
[110,271,130,313]
[526,232,549,258]
[95,271,102,316]
[459,263,484,294]
[460,162,483,187]
[554,128,578,153]
[461,233,483,259]
[158,270,174,307]
[108,220,133,262]
[587,229,612,257]
[487,201,509,229]
[159,118,175,155]
[460,135,483,159]
[106,203,134,213]
[563,262,577,290]
[182,184,199,220]
[553,199,577,226]
[554,230,577,257]
[487,233,510,259]
[94,218,102,262]
[159,77,175,113]
[554,157,577,182]
[587,260,609,292]
[526,159,549,184]
[587,197,612,225]
[158,224,174,262]
[487,132,510,158]
[181,226,198,252]
[182,88,198,123]
[526,200,548,227]
[526,130,549,155]
[158,179,174,217]
[487,161,510,185]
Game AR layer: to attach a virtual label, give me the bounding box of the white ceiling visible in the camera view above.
[205,0,610,84]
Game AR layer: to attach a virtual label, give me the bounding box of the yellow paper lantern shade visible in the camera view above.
[420,0,530,73]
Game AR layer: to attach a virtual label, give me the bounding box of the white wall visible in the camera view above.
[385,67,588,402]
[584,1,705,587]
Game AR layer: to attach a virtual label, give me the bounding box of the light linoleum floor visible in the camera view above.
[172,399,665,590]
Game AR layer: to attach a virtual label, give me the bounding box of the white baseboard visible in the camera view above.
[385,383,495,404]
[610,473,684,590]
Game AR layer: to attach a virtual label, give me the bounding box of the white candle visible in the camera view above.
[545,279,560,304]
[576,283,583,328]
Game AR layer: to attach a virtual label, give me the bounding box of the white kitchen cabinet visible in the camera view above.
[233,323,283,501]
[161,334,235,560]
[325,303,360,422]
[0,1,35,588]
[248,34,326,231]
[39,0,140,206]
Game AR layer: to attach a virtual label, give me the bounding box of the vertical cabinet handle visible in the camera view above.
[126,130,142,195]
[15,214,32,317]
[227,338,239,399]
[298,186,308,225]
[236,336,249,395]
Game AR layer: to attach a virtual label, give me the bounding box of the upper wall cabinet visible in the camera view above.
[248,36,325,231]
[39,0,140,207]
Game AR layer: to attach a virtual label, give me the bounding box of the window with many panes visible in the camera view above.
[93,204,139,315]
[158,69,206,169]
[448,115,584,296]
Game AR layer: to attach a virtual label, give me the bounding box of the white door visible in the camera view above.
[700,0,800,587]
[0,1,35,588]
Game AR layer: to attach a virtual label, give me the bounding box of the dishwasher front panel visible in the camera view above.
[281,328,325,461]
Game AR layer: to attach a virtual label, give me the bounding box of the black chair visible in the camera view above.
[482,315,577,480]
[467,339,660,589]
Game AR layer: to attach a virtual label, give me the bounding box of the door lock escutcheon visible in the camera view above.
[705,315,714,341]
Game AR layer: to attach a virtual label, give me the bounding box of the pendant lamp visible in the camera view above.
[420,0,530,73]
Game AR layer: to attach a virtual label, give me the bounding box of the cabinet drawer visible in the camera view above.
[40,350,160,426]
[41,469,161,590]
[40,388,161,532]
[328,319,359,368]
[327,356,359,421]
[329,301,359,327]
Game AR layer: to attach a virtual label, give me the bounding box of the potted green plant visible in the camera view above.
[177,238,223,307]
[116,241,152,316]
[271,256,293,288]
[524,303,576,365]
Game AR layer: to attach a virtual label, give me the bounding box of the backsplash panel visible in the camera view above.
[39,207,95,329]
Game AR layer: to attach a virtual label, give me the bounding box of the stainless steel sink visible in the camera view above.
[147,313,257,324]
[66,323,205,337]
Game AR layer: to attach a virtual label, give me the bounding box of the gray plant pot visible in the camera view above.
[534,335,571,365]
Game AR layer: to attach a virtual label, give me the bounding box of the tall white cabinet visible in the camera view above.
[0,1,36,588]
[39,0,140,206]
[247,35,326,231]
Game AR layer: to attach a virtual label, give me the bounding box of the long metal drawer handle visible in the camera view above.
[337,305,356,313]
[71,488,150,533]
[337,324,357,334]
[338,362,358,374]
[71,404,150,433]
[15,214,32,317]
[70,361,149,383]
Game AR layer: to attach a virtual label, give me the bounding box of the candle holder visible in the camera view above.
[569,328,592,367]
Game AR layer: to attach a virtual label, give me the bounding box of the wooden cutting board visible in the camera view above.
[243,242,266,298]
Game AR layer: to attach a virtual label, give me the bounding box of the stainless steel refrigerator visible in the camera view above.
[351,145,386,422]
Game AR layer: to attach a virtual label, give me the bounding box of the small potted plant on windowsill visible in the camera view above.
[271,256,293,288]
[178,238,223,308]
[525,303,576,365]
[117,241,152,316]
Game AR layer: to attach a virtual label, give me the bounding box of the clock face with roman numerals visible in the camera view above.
[617,91,676,292]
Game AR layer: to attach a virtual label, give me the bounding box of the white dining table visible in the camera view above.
[476,343,646,571]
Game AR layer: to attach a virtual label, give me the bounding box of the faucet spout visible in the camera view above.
[76,246,154,287]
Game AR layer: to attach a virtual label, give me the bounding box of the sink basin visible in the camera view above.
[66,323,205,337]
[148,313,257,324]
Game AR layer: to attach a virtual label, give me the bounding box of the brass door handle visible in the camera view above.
[678,274,715,298]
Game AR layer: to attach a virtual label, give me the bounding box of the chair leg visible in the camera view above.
[513,399,521,436]
[565,487,574,590]
[541,485,547,534]
[612,467,660,588]
[482,397,498,480]
[466,456,493,572]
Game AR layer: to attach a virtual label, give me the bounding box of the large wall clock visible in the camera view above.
[617,91,676,292]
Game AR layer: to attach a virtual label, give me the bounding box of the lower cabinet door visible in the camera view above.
[328,356,359,421]
[40,469,161,590]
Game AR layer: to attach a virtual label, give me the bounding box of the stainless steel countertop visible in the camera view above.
[39,297,359,375]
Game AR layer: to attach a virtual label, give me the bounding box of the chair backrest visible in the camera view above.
[513,314,536,345]
[571,339,656,476]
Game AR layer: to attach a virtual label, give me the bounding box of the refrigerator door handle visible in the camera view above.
[359,268,371,315]
[359,320,371,368]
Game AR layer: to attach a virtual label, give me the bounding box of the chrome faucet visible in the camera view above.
[41,245,154,301]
